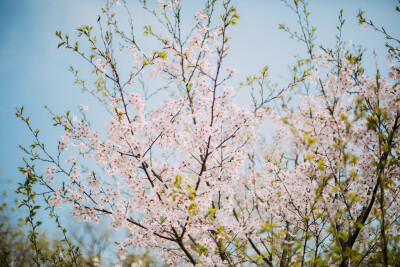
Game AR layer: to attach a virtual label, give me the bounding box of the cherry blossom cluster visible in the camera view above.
[27,0,400,265]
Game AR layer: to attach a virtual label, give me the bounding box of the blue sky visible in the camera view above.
[0,0,398,246]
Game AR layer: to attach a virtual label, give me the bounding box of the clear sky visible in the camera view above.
[0,0,398,248]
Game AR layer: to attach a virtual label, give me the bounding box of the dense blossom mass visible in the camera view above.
[17,0,400,266]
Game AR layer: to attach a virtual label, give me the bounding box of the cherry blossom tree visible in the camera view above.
[16,0,400,266]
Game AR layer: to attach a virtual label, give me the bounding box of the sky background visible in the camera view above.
[0,0,399,256]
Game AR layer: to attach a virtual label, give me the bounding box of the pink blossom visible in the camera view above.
[95,58,107,74]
